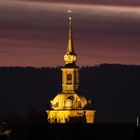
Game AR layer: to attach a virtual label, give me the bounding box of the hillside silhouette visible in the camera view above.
[0,64,140,123]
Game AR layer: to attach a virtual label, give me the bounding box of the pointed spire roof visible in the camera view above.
[67,9,75,54]
[64,9,77,66]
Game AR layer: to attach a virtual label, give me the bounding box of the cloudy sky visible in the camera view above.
[0,0,140,67]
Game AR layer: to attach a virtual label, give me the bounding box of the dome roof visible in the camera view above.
[50,92,88,110]
[78,95,88,108]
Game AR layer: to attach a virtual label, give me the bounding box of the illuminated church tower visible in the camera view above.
[46,10,96,123]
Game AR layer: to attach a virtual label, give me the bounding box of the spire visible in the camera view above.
[64,9,77,65]
[67,9,75,54]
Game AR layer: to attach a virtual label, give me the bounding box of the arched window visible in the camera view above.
[65,99,72,108]
[67,74,72,84]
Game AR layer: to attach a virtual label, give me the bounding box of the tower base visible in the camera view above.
[46,110,96,124]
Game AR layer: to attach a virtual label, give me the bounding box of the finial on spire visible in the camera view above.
[68,9,72,14]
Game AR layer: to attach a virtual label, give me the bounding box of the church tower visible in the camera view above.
[46,10,96,123]
[62,10,79,93]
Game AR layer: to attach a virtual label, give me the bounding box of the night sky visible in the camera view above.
[0,0,140,67]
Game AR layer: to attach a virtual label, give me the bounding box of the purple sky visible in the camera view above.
[0,0,140,67]
[24,0,140,6]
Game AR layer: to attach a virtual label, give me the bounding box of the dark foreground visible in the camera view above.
[0,123,138,140]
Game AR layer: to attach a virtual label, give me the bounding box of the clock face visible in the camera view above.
[68,55,71,60]
[64,54,77,63]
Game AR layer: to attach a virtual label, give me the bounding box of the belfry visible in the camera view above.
[46,10,96,123]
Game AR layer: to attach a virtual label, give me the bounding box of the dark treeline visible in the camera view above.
[0,64,140,123]
[0,64,139,140]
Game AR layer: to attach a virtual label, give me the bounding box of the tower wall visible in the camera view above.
[61,68,79,92]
